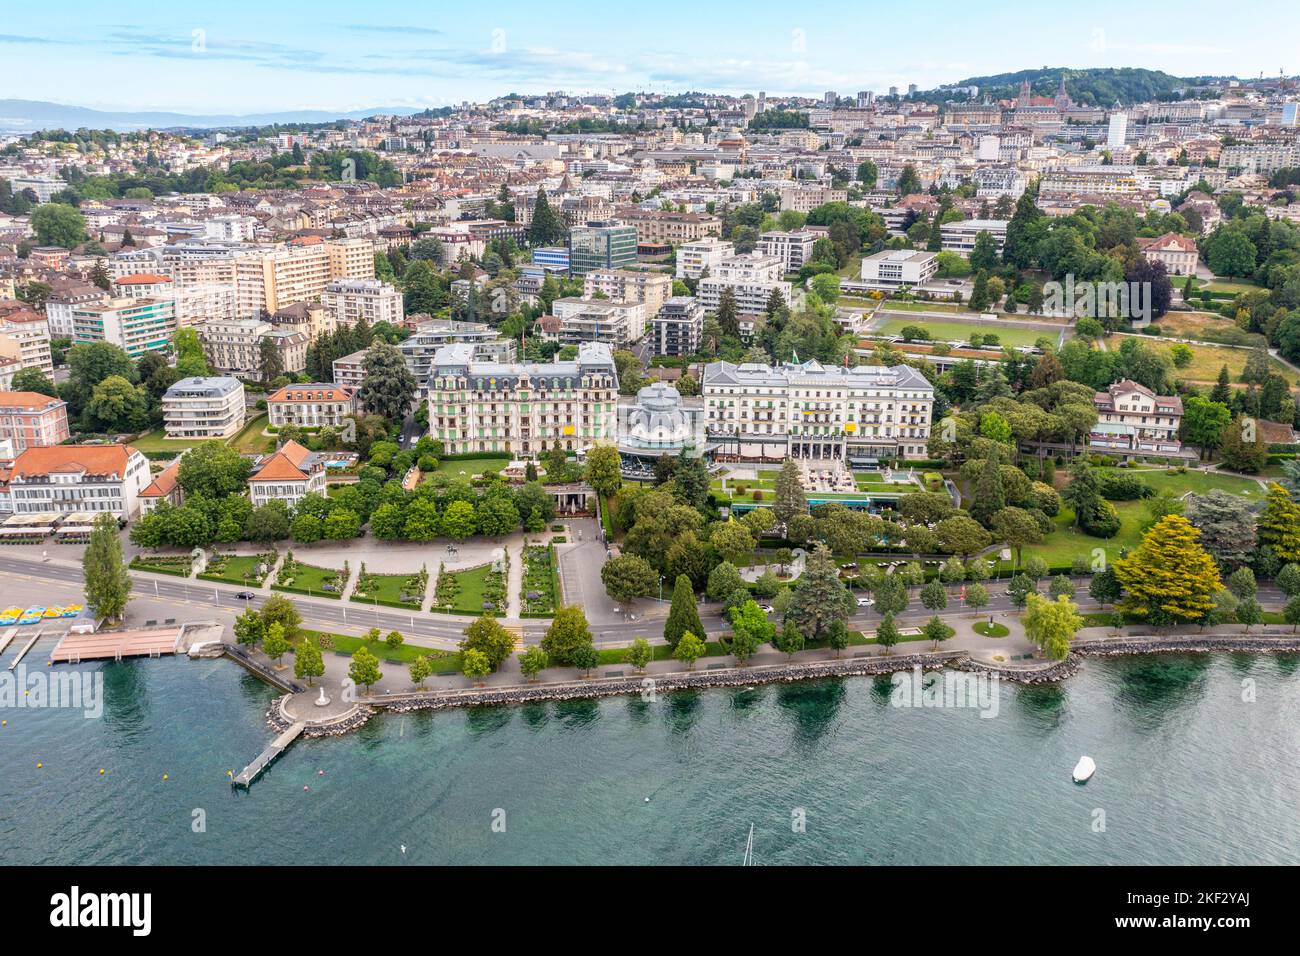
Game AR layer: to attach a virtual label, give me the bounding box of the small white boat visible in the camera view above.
[1072,755,1096,783]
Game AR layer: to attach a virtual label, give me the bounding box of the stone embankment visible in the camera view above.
[1075,633,1300,657]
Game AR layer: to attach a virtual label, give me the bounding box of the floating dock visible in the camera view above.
[232,722,306,788]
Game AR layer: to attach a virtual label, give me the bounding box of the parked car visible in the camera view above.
[856,597,875,608]
[758,604,776,614]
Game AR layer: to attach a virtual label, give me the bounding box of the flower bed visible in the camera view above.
[520,546,558,617]
[351,564,428,609]
[198,550,277,586]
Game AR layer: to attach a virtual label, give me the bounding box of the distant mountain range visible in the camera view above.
[0,99,426,133]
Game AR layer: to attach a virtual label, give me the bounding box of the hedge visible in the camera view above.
[269,583,342,599]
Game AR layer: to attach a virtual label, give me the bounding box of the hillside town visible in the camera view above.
[3,66,1300,739]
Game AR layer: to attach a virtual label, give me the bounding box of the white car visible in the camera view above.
[758,604,775,614]
[856,597,875,608]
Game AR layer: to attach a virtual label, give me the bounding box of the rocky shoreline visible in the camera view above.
[1074,634,1300,657]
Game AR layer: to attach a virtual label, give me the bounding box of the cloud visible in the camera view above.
[341,25,443,36]
[0,33,57,44]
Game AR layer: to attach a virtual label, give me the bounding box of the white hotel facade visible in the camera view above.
[426,342,619,457]
[702,359,935,461]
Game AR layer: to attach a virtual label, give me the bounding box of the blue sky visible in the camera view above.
[0,0,1293,114]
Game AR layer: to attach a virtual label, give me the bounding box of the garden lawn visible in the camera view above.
[199,553,275,586]
[227,414,275,455]
[299,629,462,670]
[352,571,426,608]
[595,640,730,666]
[273,559,344,597]
[1098,466,1265,501]
[431,457,508,478]
[1116,335,1299,385]
[873,317,1047,349]
[128,428,206,454]
[1018,502,1148,569]
[435,564,500,615]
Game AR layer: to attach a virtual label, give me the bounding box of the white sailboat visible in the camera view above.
[742,823,755,866]
[1072,755,1096,783]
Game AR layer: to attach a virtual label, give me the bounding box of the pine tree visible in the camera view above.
[1113,515,1222,625]
[664,574,704,649]
[970,456,1006,526]
[716,287,739,337]
[773,457,807,526]
[1257,483,1300,563]
[786,545,854,639]
[528,189,564,247]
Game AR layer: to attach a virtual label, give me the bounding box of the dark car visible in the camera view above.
[234,591,256,601]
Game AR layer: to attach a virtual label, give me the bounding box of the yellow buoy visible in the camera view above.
[99,768,105,775]
[36,763,43,769]
[162,774,169,781]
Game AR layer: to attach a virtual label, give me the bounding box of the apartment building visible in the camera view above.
[427,341,619,457]
[397,320,516,387]
[270,302,335,342]
[778,184,848,213]
[702,359,935,462]
[653,296,704,357]
[940,219,1009,257]
[1039,165,1142,199]
[266,383,358,429]
[0,303,55,377]
[859,250,939,289]
[676,237,735,279]
[615,208,721,246]
[71,297,178,360]
[972,165,1028,199]
[331,350,369,390]
[320,278,404,328]
[1220,143,1300,176]
[0,391,70,455]
[44,283,108,339]
[569,221,639,275]
[1090,379,1184,455]
[6,443,152,519]
[583,269,672,316]
[248,440,327,510]
[758,228,827,272]
[550,297,648,347]
[697,254,793,314]
[196,318,307,377]
[162,377,246,440]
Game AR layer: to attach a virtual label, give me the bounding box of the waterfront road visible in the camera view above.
[0,551,1284,653]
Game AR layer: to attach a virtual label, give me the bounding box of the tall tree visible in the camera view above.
[786,545,855,639]
[83,514,131,623]
[1023,593,1082,660]
[356,342,417,424]
[772,458,807,527]
[664,574,704,649]
[1113,515,1222,626]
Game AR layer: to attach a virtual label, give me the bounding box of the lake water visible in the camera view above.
[2,652,1297,865]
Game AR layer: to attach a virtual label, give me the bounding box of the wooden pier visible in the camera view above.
[7,628,43,671]
[48,626,182,664]
[232,722,305,788]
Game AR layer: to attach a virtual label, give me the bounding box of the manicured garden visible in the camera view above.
[520,546,558,617]
[973,622,1010,638]
[351,565,428,609]
[128,428,206,454]
[129,554,194,577]
[272,555,345,598]
[433,561,508,616]
[430,457,509,478]
[198,551,277,586]
[299,629,462,669]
